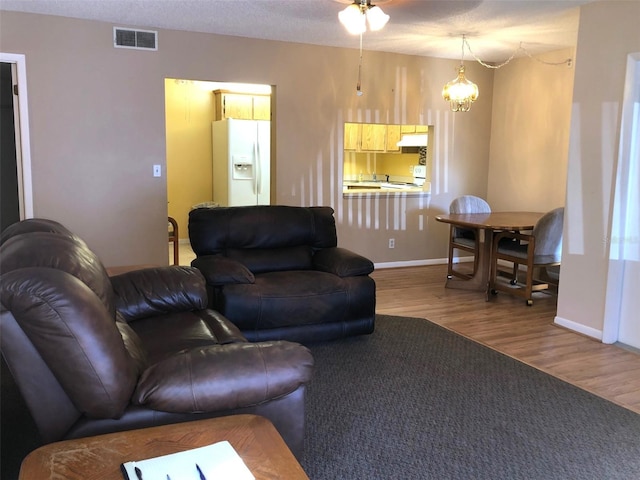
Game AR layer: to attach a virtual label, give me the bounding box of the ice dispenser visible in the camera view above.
[232,155,254,180]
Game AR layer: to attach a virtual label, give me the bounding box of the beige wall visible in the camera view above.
[0,10,494,267]
[556,0,640,336]
[488,48,575,212]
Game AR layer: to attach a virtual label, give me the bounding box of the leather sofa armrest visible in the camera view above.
[110,266,208,322]
[132,341,314,412]
[313,247,374,277]
[192,255,255,286]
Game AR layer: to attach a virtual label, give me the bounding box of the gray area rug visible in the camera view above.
[301,315,640,479]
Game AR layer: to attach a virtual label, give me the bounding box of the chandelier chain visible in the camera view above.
[463,37,572,69]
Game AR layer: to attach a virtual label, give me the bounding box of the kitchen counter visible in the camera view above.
[343,181,429,195]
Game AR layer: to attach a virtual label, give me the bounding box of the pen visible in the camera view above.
[134,466,143,480]
[196,463,207,480]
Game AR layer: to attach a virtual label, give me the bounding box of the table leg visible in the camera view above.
[445,228,492,293]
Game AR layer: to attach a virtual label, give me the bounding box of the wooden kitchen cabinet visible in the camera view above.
[360,124,386,151]
[252,95,271,120]
[386,125,401,152]
[214,90,271,120]
[343,122,425,153]
[344,123,361,151]
[400,124,428,134]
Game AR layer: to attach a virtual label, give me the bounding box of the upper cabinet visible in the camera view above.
[344,123,360,151]
[344,122,425,153]
[386,125,401,153]
[252,95,271,120]
[214,90,271,120]
[360,124,386,152]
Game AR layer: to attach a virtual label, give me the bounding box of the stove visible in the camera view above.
[412,165,427,186]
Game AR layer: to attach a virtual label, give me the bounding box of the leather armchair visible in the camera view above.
[0,219,313,457]
[189,205,376,343]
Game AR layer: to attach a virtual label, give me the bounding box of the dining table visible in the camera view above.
[435,211,544,294]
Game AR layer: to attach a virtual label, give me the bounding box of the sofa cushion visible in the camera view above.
[191,255,255,285]
[132,341,314,412]
[0,232,116,316]
[0,268,137,419]
[0,218,79,245]
[227,245,313,273]
[128,310,246,365]
[219,271,352,330]
[189,205,338,256]
[313,247,375,277]
[110,266,208,322]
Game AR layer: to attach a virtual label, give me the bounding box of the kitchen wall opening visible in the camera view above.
[342,122,434,195]
[164,79,273,246]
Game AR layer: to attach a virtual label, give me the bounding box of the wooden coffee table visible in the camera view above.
[19,414,309,480]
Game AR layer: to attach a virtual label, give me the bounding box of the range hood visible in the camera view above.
[396,134,428,147]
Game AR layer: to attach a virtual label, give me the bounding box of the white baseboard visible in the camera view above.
[554,315,602,341]
[374,256,472,270]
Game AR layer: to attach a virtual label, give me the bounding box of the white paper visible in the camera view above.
[121,440,255,480]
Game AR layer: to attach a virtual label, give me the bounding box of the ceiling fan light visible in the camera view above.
[366,6,389,31]
[339,4,366,35]
[442,65,479,112]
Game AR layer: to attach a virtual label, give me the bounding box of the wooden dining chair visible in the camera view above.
[447,195,491,280]
[489,207,564,305]
[168,216,179,265]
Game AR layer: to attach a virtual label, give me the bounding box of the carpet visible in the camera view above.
[301,315,640,479]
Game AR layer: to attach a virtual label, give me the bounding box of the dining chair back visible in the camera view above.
[490,207,564,305]
[447,195,491,280]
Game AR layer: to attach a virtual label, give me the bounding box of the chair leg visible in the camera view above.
[168,217,179,266]
[510,264,519,285]
[173,239,179,266]
[524,262,534,306]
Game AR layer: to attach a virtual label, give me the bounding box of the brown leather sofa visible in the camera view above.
[0,219,314,457]
[189,205,376,343]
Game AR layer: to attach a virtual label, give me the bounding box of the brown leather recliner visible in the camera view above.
[0,219,314,457]
[188,205,376,343]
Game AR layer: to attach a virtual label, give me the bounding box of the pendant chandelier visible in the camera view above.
[339,0,390,35]
[442,35,479,112]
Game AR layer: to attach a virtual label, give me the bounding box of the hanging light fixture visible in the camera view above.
[442,35,479,112]
[339,0,390,35]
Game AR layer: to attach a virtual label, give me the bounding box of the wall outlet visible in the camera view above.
[389,238,395,249]
[153,164,161,177]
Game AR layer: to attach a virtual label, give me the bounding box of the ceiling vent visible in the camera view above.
[113,27,157,51]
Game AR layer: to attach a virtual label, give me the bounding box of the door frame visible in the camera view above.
[602,52,640,345]
[1,52,33,219]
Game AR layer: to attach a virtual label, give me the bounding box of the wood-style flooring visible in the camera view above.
[371,264,640,415]
[175,243,640,415]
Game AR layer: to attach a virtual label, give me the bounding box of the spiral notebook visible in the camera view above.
[120,440,254,480]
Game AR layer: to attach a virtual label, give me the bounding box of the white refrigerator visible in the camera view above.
[211,118,271,206]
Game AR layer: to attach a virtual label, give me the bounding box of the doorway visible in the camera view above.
[0,53,33,230]
[163,79,272,264]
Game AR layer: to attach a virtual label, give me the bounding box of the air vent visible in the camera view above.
[114,27,157,51]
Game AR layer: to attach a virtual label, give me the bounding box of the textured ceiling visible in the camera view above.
[0,0,593,62]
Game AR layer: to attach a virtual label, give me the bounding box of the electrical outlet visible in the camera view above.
[153,165,161,177]
[389,238,395,249]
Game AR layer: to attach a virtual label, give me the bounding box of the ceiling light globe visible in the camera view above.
[339,4,366,35]
[366,6,390,31]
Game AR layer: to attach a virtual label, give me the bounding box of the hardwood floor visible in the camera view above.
[371,264,640,415]
[176,242,640,415]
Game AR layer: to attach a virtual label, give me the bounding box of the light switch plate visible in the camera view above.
[153,165,161,177]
